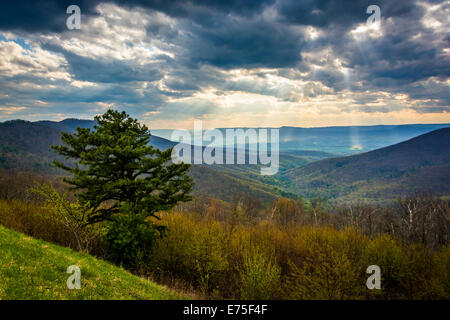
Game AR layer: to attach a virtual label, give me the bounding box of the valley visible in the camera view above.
[0,119,448,205]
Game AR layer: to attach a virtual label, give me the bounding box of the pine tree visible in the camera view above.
[52,109,193,224]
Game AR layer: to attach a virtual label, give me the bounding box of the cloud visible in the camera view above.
[183,12,306,69]
[0,0,100,33]
[0,0,448,127]
[0,0,274,33]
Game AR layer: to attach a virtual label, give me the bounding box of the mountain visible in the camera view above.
[36,119,96,133]
[152,124,450,155]
[1,118,448,205]
[12,118,446,157]
[0,119,178,173]
[188,165,281,204]
[277,124,450,154]
[282,128,450,202]
[0,120,65,172]
[0,119,284,204]
[36,119,176,152]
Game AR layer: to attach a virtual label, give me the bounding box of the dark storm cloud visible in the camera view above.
[0,0,448,120]
[116,0,275,22]
[277,0,420,29]
[0,0,100,33]
[1,0,445,75]
[277,0,370,28]
[184,16,305,69]
[0,0,274,33]
[338,15,450,85]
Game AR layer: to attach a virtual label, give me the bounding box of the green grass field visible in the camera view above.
[0,226,183,300]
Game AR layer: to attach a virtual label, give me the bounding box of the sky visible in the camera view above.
[0,0,448,129]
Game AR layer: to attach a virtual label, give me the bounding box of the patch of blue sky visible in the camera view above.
[0,33,34,52]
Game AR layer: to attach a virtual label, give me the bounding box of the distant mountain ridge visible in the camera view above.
[1,118,449,204]
[0,119,178,171]
[282,128,450,202]
[0,120,65,172]
[36,119,96,133]
[34,119,176,151]
[152,123,450,154]
[277,124,450,154]
[0,119,285,204]
[30,119,450,155]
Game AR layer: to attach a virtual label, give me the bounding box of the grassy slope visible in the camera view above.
[0,226,182,300]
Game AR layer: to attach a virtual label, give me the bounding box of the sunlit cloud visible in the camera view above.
[0,0,448,129]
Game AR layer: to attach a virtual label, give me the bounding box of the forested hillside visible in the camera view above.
[1,119,449,204]
[282,128,450,202]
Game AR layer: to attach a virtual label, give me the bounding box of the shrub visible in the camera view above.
[434,246,450,299]
[0,198,101,253]
[150,213,450,300]
[0,199,62,241]
[286,227,366,299]
[150,212,228,297]
[2,184,449,300]
[31,183,98,252]
[103,212,159,270]
[239,250,280,299]
[400,244,444,299]
[361,234,405,299]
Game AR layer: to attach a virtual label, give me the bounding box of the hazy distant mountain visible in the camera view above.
[35,119,450,156]
[152,124,450,155]
[31,118,335,175]
[278,124,450,154]
[282,128,450,202]
[1,118,448,204]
